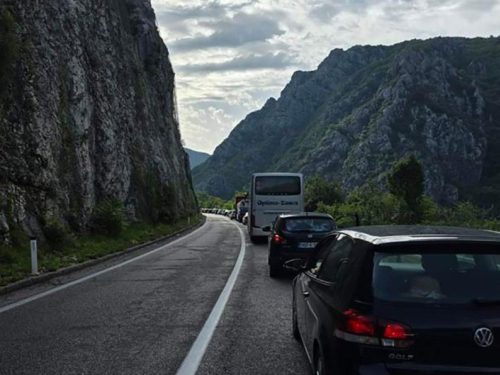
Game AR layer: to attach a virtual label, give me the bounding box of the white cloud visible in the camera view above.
[169,11,285,52]
[178,104,237,154]
[151,0,500,153]
[177,52,298,73]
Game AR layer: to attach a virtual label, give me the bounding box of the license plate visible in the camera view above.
[298,242,317,249]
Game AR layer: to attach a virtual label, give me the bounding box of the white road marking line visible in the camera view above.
[0,220,208,314]
[175,222,246,375]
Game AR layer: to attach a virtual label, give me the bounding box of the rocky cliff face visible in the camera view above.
[193,37,500,205]
[0,0,197,242]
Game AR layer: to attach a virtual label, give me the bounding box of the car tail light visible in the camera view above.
[344,310,376,336]
[334,310,414,348]
[380,321,414,348]
[273,234,287,244]
[383,324,407,339]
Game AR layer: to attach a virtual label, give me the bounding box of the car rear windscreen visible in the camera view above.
[283,218,335,233]
[374,249,500,306]
[255,176,301,195]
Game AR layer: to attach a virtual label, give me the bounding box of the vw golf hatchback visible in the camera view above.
[291,226,500,374]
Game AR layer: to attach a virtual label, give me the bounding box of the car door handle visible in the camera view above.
[303,291,310,298]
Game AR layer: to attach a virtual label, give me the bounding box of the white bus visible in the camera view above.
[248,173,304,241]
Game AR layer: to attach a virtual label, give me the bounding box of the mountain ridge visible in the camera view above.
[193,36,500,206]
[184,148,210,169]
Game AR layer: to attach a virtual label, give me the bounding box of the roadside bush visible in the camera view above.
[0,246,14,264]
[157,184,178,224]
[196,191,231,209]
[305,176,343,211]
[91,199,127,236]
[428,202,500,231]
[9,226,28,248]
[346,186,400,225]
[43,218,71,251]
[418,196,440,223]
[316,183,443,228]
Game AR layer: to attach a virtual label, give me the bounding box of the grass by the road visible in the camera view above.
[0,215,203,287]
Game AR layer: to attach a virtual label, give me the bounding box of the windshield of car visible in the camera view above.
[373,248,500,306]
[283,218,335,233]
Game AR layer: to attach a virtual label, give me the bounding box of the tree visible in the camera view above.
[387,154,425,224]
[196,191,229,209]
[305,176,343,211]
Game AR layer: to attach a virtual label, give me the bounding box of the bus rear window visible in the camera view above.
[255,176,301,195]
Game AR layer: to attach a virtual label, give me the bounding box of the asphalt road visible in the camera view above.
[0,214,310,375]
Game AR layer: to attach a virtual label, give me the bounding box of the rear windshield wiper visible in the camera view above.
[472,297,500,306]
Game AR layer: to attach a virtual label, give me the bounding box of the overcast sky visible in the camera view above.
[151,0,500,154]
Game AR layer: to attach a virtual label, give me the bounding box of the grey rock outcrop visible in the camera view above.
[0,0,197,241]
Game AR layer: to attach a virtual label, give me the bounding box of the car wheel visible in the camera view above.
[314,350,326,375]
[292,296,301,341]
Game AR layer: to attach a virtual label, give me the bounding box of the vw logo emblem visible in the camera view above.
[474,327,494,348]
[307,234,313,238]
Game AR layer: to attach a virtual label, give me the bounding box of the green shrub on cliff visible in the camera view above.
[43,218,72,251]
[90,199,127,236]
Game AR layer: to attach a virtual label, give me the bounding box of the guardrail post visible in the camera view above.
[30,236,38,275]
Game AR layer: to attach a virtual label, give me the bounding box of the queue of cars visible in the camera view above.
[203,171,500,374]
[201,205,249,222]
[250,211,500,374]
[200,208,236,219]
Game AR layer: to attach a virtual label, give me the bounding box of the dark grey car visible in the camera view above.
[266,213,337,277]
[291,226,500,374]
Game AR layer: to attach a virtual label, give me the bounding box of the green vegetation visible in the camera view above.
[310,157,500,230]
[0,215,203,287]
[305,176,343,211]
[43,218,71,251]
[196,191,234,210]
[317,189,500,231]
[196,190,249,210]
[90,199,127,236]
[387,153,425,224]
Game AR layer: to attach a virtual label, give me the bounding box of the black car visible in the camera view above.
[290,225,500,375]
[266,213,337,277]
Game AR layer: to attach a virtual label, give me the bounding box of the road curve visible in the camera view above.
[0,215,310,375]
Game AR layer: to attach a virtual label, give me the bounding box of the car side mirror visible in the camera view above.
[284,258,305,273]
[262,226,271,232]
